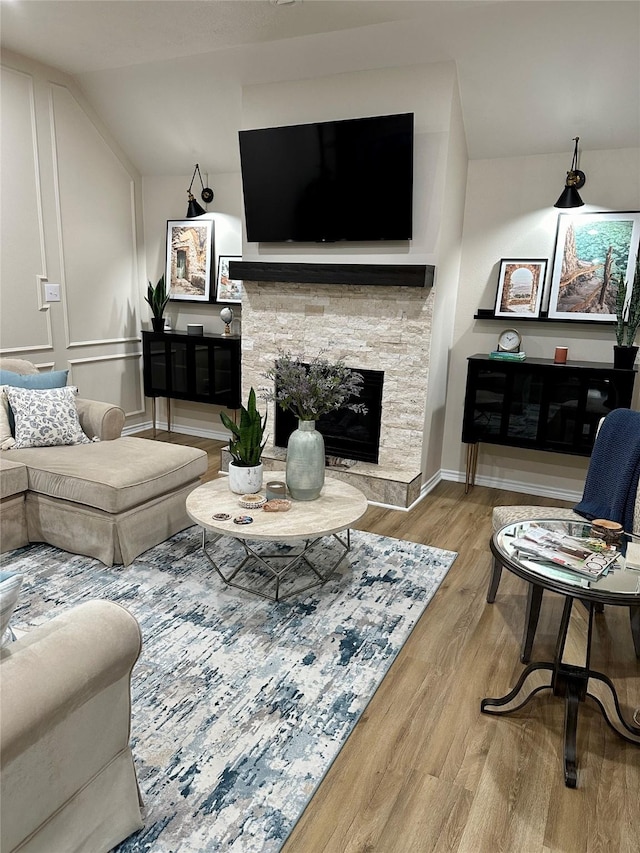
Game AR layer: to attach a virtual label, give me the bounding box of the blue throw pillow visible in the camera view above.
[0,368,68,435]
[0,368,68,389]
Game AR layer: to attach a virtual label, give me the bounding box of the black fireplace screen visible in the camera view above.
[274,367,384,464]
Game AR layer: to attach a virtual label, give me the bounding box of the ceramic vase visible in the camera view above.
[613,345,639,370]
[286,419,325,501]
[228,461,263,495]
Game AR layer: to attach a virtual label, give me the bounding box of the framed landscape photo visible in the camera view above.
[165,219,215,303]
[547,211,640,321]
[493,259,547,318]
[215,255,242,304]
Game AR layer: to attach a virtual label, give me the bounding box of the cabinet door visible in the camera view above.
[194,343,210,397]
[462,364,508,443]
[148,340,168,394]
[170,342,189,395]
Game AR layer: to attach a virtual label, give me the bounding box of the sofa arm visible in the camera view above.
[1,600,143,851]
[76,397,125,440]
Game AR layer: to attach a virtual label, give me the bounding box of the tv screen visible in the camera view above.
[238,113,414,243]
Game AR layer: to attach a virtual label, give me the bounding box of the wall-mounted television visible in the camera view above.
[238,113,414,243]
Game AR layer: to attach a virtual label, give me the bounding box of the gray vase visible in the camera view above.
[286,419,325,501]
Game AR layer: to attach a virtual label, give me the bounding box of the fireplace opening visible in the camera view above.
[274,367,384,464]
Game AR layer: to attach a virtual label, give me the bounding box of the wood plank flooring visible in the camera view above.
[136,430,640,852]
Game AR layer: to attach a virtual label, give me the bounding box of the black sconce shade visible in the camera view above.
[186,164,214,217]
[554,137,586,208]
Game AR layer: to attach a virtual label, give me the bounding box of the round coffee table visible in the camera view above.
[186,476,368,601]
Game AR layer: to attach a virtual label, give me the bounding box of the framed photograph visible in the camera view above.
[215,255,242,304]
[547,211,640,321]
[493,259,547,318]
[165,219,215,302]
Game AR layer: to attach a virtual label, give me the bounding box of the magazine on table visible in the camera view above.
[511,524,621,580]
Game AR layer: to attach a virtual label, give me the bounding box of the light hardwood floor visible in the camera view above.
[139,430,640,852]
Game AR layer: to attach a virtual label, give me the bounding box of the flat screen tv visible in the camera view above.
[238,113,414,243]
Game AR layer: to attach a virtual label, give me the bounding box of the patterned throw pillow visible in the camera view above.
[0,369,69,446]
[4,386,92,449]
[0,570,23,646]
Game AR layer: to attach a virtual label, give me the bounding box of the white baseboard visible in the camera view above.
[121,422,582,506]
[123,420,229,442]
[440,468,581,503]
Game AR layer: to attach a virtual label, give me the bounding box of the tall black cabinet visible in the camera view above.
[142,330,241,431]
[462,354,636,491]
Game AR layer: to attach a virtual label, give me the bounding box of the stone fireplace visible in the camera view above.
[236,264,435,508]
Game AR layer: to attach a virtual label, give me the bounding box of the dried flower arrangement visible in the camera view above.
[262,351,367,421]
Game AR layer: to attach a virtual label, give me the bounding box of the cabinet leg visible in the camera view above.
[152,398,157,436]
[465,443,479,494]
[167,397,171,433]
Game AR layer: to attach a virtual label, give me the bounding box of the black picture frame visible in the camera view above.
[165,219,215,303]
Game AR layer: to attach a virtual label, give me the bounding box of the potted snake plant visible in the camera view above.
[614,250,640,369]
[145,275,169,332]
[220,387,268,494]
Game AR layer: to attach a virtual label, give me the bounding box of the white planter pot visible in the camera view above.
[228,462,263,495]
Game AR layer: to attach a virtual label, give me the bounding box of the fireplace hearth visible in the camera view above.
[274,367,384,464]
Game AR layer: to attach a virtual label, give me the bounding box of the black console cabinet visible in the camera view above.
[462,354,636,491]
[142,330,241,431]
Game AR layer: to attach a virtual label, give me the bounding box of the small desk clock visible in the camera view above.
[497,328,522,353]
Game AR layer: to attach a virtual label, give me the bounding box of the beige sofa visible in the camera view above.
[1,599,144,853]
[0,358,208,565]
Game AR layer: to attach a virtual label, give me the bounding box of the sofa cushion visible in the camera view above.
[492,505,582,532]
[0,358,39,376]
[2,436,208,514]
[0,459,28,499]
[0,570,23,646]
[5,387,92,449]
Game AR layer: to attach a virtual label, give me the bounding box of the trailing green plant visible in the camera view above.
[145,275,169,319]
[220,387,267,467]
[615,251,640,346]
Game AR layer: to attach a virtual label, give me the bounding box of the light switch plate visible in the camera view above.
[44,283,61,302]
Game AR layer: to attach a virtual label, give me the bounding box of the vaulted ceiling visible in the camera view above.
[1,1,638,174]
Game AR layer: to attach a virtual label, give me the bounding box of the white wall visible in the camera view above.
[240,62,457,268]
[0,49,145,418]
[442,146,640,499]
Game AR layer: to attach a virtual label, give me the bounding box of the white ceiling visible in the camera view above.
[1,1,639,173]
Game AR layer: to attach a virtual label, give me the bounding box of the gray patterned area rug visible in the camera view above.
[7,527,457,852]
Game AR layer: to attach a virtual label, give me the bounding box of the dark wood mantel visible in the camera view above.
[228,261,435,288]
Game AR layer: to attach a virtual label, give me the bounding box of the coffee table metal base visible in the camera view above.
[200,528,352,602]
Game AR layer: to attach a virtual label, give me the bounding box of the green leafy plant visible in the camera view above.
[615,251,640,346]
[262,351,367,421]
[144,275,169,319]
[220,387,267,467]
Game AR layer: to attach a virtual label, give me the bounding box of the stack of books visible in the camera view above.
[489,350,526,361]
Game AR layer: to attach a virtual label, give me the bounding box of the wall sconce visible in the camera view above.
[186,164,214,218]
[554,137,586,208]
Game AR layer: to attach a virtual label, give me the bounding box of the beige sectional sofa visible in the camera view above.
[0,358,208,565]
[1,599,144,852]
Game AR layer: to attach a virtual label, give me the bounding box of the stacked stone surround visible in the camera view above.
[237,277,435,508]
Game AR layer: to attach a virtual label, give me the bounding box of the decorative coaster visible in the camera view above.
[212,513,231,521]
[233,515,254,525]
[239,494,267,509]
